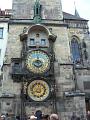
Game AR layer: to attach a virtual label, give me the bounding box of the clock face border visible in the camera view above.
[25,50,50,74]
[27,80,50,101]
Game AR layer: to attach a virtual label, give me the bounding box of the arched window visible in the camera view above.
[71,37,81,63]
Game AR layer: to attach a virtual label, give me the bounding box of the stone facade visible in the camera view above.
[0,12,11,69]
[0,0,90,120]
[12,0,63,20]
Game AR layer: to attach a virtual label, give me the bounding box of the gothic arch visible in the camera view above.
[71,35,80,43]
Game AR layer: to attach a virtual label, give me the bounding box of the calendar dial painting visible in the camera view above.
[27,80,50,101]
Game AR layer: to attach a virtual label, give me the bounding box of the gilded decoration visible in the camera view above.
[27,80,50,101]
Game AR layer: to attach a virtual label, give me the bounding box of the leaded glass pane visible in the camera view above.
[71,38,80,63]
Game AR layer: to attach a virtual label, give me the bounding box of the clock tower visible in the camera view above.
[2,0,87,119]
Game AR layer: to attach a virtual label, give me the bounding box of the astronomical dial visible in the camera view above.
[26,50,50,74]
[27,80,50,101]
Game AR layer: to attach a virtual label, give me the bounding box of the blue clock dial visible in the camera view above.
[26,50,50,73]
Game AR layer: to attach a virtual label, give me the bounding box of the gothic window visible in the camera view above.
[71,37,81,63]
[0,28,3,39]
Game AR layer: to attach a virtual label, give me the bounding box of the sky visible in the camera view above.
[61,0,90,30]
[0,0,90,30]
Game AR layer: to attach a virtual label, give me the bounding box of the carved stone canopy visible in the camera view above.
[20,24,57,42]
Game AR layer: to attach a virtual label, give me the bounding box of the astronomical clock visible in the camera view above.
[24,49,51,101]
[19,24,56,106]
[26,50,50,74]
